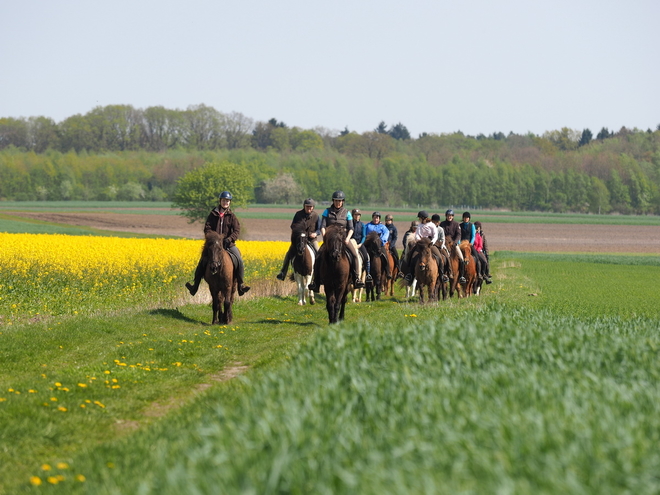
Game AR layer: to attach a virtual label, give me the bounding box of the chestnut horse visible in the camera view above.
[319,224,351,323]
[448,239,477,298]
[290,224,315,306]
[384,242,398,296]
[364,232,386,301]
[203,231,236,324]
[414,237,440,303]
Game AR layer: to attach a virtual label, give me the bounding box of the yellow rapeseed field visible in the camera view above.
[0,234,288,323]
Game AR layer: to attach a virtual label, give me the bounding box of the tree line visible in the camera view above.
[0,104,659,214]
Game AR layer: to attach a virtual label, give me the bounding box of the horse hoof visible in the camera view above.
[298,301,304,306]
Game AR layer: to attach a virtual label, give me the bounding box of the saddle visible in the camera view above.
[226,250,240,273]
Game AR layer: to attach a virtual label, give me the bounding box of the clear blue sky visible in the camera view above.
[2,0,658,137]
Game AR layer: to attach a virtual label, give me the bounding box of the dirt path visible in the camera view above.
[8,210,660,253]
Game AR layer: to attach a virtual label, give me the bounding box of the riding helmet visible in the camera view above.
[431,214,441,222]
[372,211,381,218]
[332,190,346,201]
[219,191,233,200]
[385,214,393,221]
[445,209,454,216]
[303,198,315,206]
[417,210,429,220]
[462,211,471,219]
[352,209,361,216]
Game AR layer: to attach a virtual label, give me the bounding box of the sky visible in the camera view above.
[2,0,658,138]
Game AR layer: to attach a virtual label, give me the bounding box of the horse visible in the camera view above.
[364,232,387,301]
[203,231,236,324]
[459,240,478,297]
[290,224,315,306]
[448,239,477,298]
[319,224,352,323]
[413,237,440,303]
[401,233,417,300]
[350,239,365,303]
[434,239,451,301]
[384,242,399,297]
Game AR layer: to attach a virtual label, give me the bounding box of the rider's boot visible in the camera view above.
[382,253,392,279]
[308,258,321,292]
[459,261,467,284]
[365,257,372,282]
[185,258,206,296]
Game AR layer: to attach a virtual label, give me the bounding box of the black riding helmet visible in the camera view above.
[372,211,381,218]
[462,211,471,220]
[219,191,233,200]
[332,190,346,201]
[445,209,454,216]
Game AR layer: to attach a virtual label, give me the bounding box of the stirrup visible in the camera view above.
[238,284,250,296]
[354,279,365,288]
[459,277,466,283]
[366,273,373,281]
[442,275,449,282]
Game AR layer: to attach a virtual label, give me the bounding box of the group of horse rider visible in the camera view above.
[185,190,492,298]
[399,209,492,286]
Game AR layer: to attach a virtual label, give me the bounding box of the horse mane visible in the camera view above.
[416,237,432,250]
[204,231,225,251]
[291,222,307,240]
[459,240,472,257]
[323,224,346,252]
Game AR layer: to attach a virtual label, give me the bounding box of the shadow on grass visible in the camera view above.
[251,318,319,327]
[150,308,200,323]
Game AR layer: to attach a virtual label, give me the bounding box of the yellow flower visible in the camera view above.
[56,462,69,470]
[76,474,86,482]
[41,464,51,471]
[30,476,42,486]
[58,406,68,412]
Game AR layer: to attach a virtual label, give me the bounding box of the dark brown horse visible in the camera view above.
[203,231,236,324]
[319,224,351,323]
[364,232,386,301]
[414,237,440,303]
[290,224,315,306]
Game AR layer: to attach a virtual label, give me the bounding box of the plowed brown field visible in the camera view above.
[9,208,660,253]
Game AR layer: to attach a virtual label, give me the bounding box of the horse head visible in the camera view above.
[291,224,308,256]
[324,224,346,261]
[364,231,381,256]
[416,237,433,271]
[204,231,226,275]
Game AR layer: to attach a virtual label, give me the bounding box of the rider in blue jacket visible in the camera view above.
[363,212,392,279]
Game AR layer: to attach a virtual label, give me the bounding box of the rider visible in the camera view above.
[307,190,365,292]
[384,214,400,270]
[440,209,465,283]
[363,212,392,279]
[276,198,320,281]
[351,209,372,282]
[185,191,251,297]
[474,221,493,283]
[459,211,481,281]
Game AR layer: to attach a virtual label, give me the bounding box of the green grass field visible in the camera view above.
[1,209,660,494]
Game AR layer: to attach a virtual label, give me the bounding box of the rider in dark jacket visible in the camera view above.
[185,191,250,297]
[384,214,400,270]
[276,198,320,281]
[440,209,466,283]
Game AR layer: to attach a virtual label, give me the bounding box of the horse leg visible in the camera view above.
[211,292,220,325]
[339,292,347,321]
[306,275,315,305]
[327,295,338,324]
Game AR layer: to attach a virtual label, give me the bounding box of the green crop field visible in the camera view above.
[1,211,660,494]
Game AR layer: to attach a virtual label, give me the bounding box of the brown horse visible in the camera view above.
[447,236,462,299]
[203,231,236,324]
[320,224,351,323]
[364,232,386,301]
[460,240,478,297]
[414,238,440,303]
[384,242,398,296]
[448,240,477,298]
[290,224,315,306]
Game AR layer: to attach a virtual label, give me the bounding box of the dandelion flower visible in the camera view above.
[30,476,42,486]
